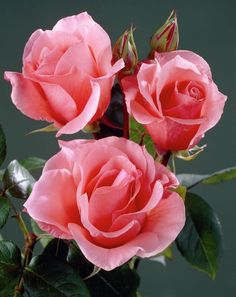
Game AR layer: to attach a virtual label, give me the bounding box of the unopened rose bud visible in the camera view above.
[112,27,138,78]
[150,10,179,53]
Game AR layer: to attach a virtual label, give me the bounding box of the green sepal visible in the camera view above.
[27,124,58,135]
[173,145,206,161]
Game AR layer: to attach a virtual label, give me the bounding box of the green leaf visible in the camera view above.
[0,197,10,229]
[0,234,3,240]
[176,192,224,279]
[67,244,140,297]
[31,220,53,248]
[19,157,46,172]
[177,173,208,189]
[203,167,236,184]
[130,117,156,157]
[86,265,140,297]
[177,166,236,189]
[23,255,90,297]
[0,125,7,167]
[0,241,22,296]
[3,160,35,199]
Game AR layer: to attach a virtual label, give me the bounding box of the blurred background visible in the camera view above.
[0,0,235,296]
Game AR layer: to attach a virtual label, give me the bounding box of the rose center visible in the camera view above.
[186,82,204,100]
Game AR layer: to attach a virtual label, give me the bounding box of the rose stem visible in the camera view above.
[161,150,171,166]
[92,132,101,140]
[122,92,129,139]
[171,154,176,174]
[14,232,37,296]
[0,191,37,295]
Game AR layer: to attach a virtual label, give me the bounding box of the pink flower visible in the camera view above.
[122,50,227,154]
[24,137,185,270]
[4,12,124,136]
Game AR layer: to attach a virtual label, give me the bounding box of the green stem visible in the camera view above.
[1,193,37,295]
[171,154,176,174]
[5,194,29,238]
[14,233,36,296]
[122,88,129,139]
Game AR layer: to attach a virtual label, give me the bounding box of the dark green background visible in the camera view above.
[0,0,235,296]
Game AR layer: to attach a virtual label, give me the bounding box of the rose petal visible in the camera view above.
[139,192,185,257]
[78,194,141,242]
[194,82,227,141]
[32,47,64,76]
[55,42,98,76]
[56,80,100,136]
[137,62,163,115]
[122,75,161,123]
[40,82,78,124]
[68,223,142,270]
[156,50,212,78]
[31,30,78,65]
[53,12,111,62]
[110,180,163,230]
[4,72,53,122]
[88,173,134,230]
[24,169,79,238]
[23,29,44,61]
[145,118,200,154]
[157,55,209,100]
[155,162,179,188]
[42,147,75,174]
[69,191,185,272]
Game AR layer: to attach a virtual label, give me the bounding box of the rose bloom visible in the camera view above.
[24,137,185,270]
[122,50,227,154]
[4,12,124,136]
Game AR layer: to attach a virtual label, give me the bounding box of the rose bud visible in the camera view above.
[150,10,179,54]
[4,12,124,137]
[112,27,138,78]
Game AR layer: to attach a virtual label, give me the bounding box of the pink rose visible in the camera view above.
[24,137,185,270]
[4,12,124,136]
[122,50,227,154]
